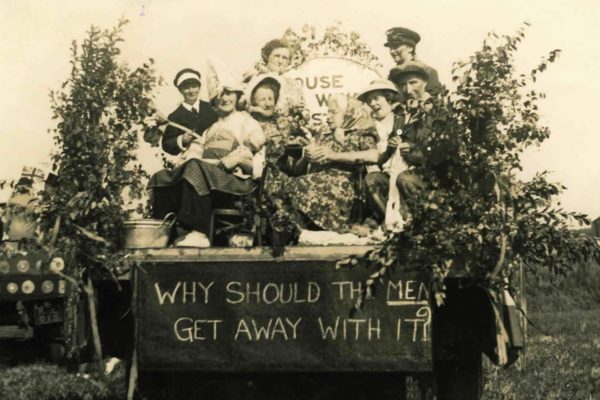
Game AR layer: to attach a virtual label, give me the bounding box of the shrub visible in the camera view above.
[339,24,600,306]
[0,363,125,400]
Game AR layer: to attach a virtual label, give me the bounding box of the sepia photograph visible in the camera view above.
[0,0,599,399]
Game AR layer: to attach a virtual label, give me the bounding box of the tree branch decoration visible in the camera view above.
[244,22,383,77]
[37,19,161,359]
[283,22,383,71]
[337,23,600,310]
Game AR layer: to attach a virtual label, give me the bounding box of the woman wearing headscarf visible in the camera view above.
[245,74,286,162]
[269,95,379,232]
[148,86,265,247]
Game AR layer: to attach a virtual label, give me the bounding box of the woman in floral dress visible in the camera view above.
[270,95,379,232]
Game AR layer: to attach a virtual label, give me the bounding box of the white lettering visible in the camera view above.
[154,282,181,305]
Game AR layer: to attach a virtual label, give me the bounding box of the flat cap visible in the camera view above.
[388,61,430,83]
[384,27,421,48]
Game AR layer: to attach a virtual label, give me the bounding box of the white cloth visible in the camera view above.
[384,138,409,232]
[298,229,384,246]
[179,111,266,180]
[367,114,395,174]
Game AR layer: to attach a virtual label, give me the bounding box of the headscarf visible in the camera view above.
[244,73,283,109]
[328,94,375,133]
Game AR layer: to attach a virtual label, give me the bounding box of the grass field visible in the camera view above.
[482,309,600,400]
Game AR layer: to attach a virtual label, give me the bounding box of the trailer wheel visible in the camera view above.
[434,355,483,400]
[34,323,68,364]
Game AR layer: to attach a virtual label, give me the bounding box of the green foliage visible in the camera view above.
[35,20,160,356]
[339,24,600,305]
[0,363,125,400]
[526,260,600,313]
[39,18,160,267]
[240,21,382,75]
[283,22,383,71]
[484,309,600,399]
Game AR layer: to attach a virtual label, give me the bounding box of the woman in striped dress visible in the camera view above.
[148,86,265,247]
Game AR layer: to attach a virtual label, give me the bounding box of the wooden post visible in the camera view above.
[84,277,105,376]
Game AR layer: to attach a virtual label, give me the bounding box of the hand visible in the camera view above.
[181,131,195,147]
[398,142,411,155]
[220,152,240,171]
[235,146,254,159]
[305,145,332,163]
[287,136,310,146]
[387,137,411,153]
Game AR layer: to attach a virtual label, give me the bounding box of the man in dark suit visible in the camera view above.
[384,27,443,96]
[162,68,218,155]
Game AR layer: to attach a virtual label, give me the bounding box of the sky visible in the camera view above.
[0,0,598,220]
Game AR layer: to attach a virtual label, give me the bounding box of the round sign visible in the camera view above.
[285,57,381,125]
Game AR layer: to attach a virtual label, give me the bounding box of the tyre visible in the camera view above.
[434,355,483,400]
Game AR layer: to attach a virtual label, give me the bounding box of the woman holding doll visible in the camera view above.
[148,83,265,248]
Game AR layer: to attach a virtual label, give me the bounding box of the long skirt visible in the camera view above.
[266,167,357,232]
[147,159,256,233]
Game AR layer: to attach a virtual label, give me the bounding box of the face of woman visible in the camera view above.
[389,44,414,65]
[366,92,394,120]
[216,90,238,115]
[253,86,276,115]
[326,98,346,129]
[178,80,201,104]
[398,74,427,101]
[266,47,291,74]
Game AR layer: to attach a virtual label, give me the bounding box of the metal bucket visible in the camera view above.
[123,213,176,249]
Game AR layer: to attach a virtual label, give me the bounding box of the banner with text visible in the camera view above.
[135,259,432,372]
[285,57,381,125]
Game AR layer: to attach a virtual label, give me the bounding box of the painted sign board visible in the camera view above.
[134,254,432,372]
[285,57,381,125]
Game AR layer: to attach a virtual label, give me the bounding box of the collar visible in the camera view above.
[181,98,201,113]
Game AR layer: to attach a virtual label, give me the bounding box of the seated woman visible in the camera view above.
[357,79,425,229]
[148,86,265,247]
[245,74,286,161]
[267,94,379,232]
[245,74,309,175]
[243,38,305,117]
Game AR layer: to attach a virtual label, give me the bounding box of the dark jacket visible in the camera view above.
[378,112,430,168]
[162,101,219,155]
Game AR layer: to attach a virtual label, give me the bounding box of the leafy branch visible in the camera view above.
[339,24,600,308]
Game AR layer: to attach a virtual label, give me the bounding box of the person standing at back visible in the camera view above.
[384,27,443,97]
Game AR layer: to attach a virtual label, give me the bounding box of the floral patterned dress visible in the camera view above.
[259,117,296,203]
[271,128,377,232]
